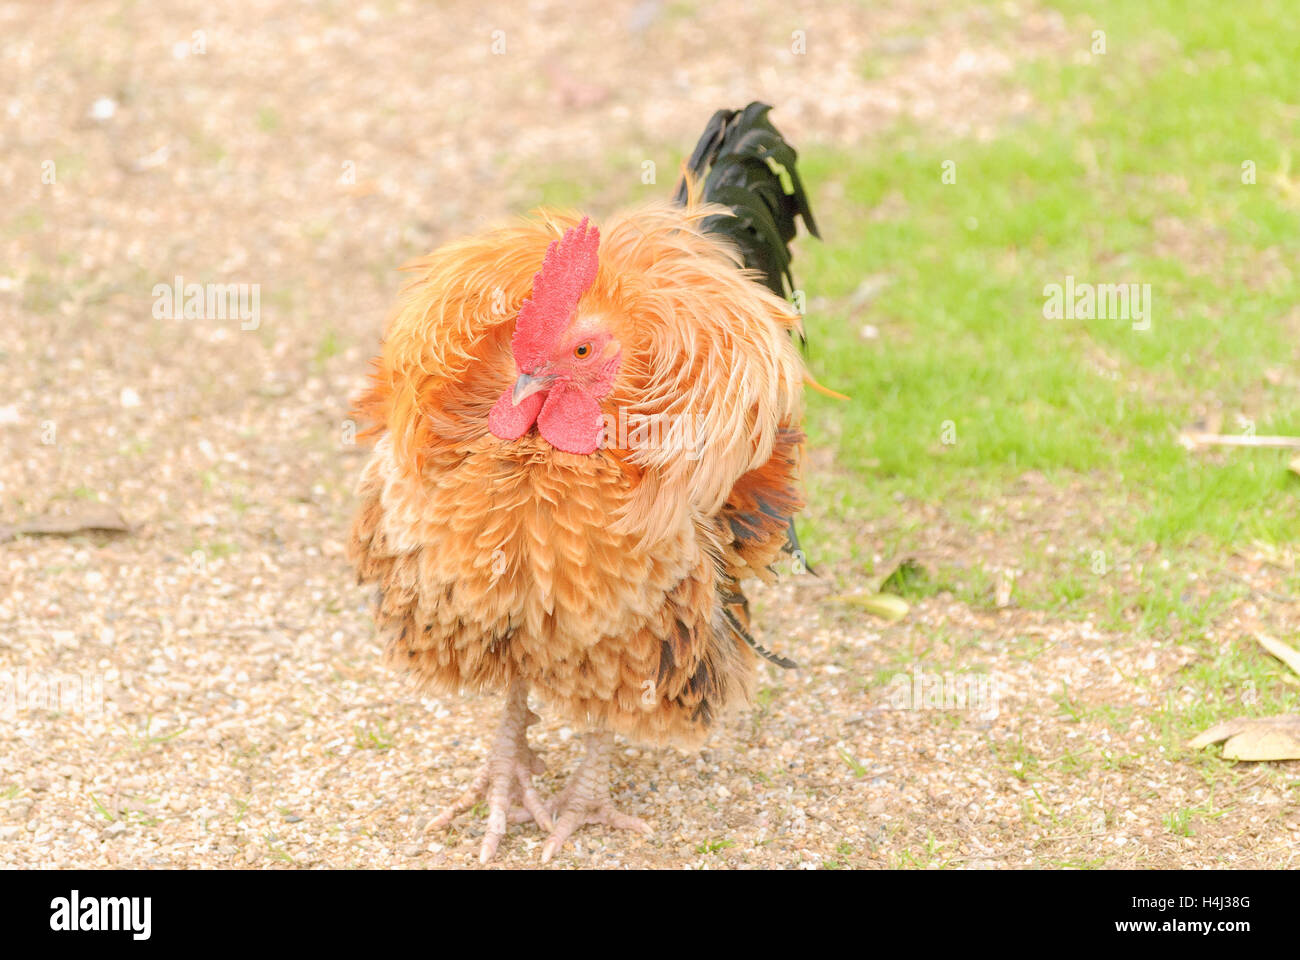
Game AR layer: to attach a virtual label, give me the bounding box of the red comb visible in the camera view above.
[512,217,600,372]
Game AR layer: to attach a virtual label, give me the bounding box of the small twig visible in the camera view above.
[1035,832,1106,843]
[1179,432,1300,451]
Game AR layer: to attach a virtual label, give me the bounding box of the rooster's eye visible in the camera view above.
[574,343,592,359]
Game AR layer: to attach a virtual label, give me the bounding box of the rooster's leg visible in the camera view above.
[540,730,652,863]
[427,679,551,863]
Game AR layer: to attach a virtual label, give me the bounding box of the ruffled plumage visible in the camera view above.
[348,199,805,745]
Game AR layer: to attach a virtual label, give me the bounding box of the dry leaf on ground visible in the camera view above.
[1187,716,1300,761]
[833,593,910,622]
[1256,632,1300,678]
[0,504,130,543]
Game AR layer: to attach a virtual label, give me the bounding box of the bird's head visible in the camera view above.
[488,217,622,454]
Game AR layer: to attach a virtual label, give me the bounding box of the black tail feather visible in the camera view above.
[722,604,798,670]
[674,102,819,302]
[683,102,819,646]
[676,102,816,567]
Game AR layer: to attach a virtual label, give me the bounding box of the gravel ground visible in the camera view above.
[2,0,1296,869]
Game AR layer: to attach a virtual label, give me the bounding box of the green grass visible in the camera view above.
[352,721,395,751]
[800,0,1300,562]
[508,0,1300,714]
[695,837,736,855]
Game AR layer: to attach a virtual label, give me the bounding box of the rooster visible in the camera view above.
[348,103,819,863]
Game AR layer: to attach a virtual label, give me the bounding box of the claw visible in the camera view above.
[425,681,550,862]
[539,731,653,864]
[541,804,652,863]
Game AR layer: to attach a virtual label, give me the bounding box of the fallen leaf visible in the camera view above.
[833,593,910,622]
[0,504,130,543]
[1187,715,1300,760]
[1256,632,1300,678]
[1223,726,1300,761]
[1188,719,1248,749]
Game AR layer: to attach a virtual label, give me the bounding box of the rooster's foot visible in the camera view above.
[541,730,652,863]
[426,681,551,863]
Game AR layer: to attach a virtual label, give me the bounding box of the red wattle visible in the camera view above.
[537,384,603,455]
[488,387,545,440]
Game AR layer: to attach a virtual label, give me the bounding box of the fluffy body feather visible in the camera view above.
[349,200,806,745]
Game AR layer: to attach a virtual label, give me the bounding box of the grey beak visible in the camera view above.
[511,372,551,406]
